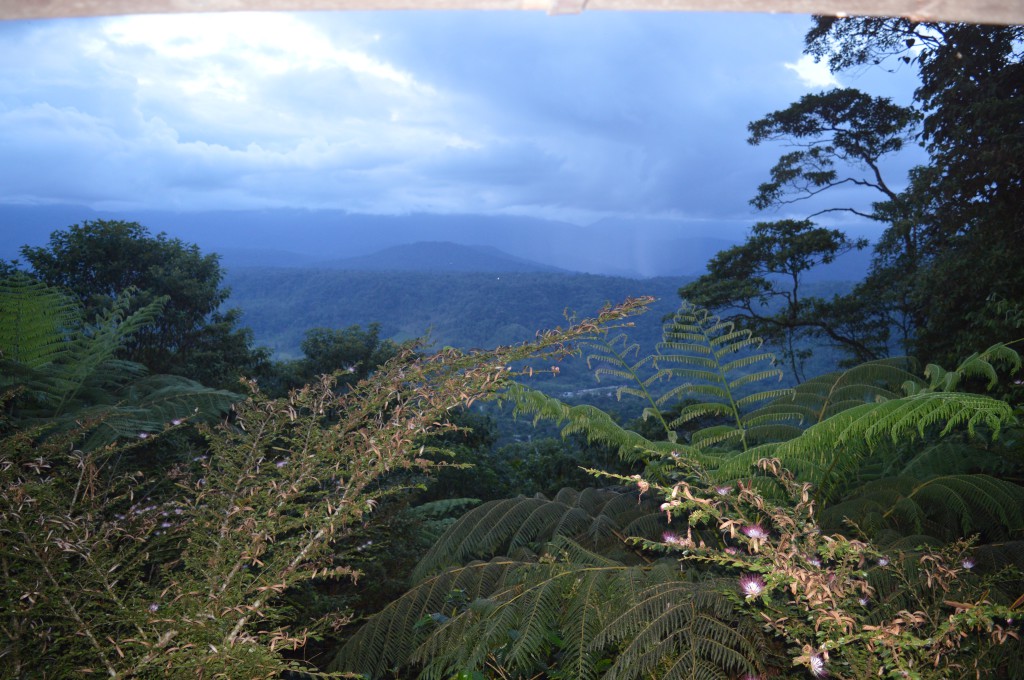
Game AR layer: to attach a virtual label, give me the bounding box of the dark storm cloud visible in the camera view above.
[0,11,922,224]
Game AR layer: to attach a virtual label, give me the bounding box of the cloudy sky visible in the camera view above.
[0,10,923,229]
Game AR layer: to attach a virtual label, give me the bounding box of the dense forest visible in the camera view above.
[2,15,1023,680]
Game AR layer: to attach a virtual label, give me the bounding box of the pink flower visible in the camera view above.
[714,485,732,496]
[741,524,769,540]
[809,653,828,677]
[857,596,869,607]
[876,556,889,567]
[662,531,682,546]
[148,603,160,613]
[806,556,822,568]
[275,460,288,468]
[724,546,740,555]
[739,573,765,599]
[961,557,976,570]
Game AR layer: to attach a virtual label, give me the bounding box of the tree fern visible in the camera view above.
[653,304,801,450]
[508,302,805,468]
[412,487,660,580]
[593,576,766,680]
[583,331,666,425]
[0,273,79,367]
[759,356,921,426]
[333,484,775,679]
[920,341,1022,393]
[1,278,239,447]
[504,382,677,463]
[711,391,1017,499]
[821,474,1024,539]
[334,547,767,680]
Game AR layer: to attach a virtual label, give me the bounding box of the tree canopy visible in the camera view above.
[684,18,1024,368]
[19,220,266,388]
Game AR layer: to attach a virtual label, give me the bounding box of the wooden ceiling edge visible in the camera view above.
[0,0,1021,25]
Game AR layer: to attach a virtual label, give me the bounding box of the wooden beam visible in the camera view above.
[0,0,1021,25]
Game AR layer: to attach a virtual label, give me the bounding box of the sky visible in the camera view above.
[0,10,924,231]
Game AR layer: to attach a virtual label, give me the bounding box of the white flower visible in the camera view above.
[742,524,769,540]
[739,573,766,599]
[809,653,828,678]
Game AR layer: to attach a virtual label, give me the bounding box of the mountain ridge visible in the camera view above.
[310,241,570,273]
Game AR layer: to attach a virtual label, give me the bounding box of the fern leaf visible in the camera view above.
[593,576,765,680]
[0,273,80,368]
[412,489,659,581]
[823,474,1024,540]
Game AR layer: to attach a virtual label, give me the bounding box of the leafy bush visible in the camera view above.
[0,292,648,678]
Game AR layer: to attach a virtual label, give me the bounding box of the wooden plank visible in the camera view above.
[0,0,1020,25]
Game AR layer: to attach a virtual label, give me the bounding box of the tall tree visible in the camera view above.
[804,18,1024,363]
[260,323,399,395]
[20,220,265,388]
[679,219,867,381]
[747,87,920,218]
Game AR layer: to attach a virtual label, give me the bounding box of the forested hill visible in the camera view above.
[225,268,686,360]
[313,241,571,273]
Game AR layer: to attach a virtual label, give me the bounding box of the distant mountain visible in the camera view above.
[0,203,873,280]
[313,241,570,273]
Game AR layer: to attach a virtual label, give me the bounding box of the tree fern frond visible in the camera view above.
[822,474,1024,539]
[331,558,527,677]
[594,367,639,383]
[412,489,658,580]
[728,369,785,391]
[895,439,1013,478]
[925,342,1022,392]
[669,402,734,428]
[779,392,1013,468]
[734,388,793,408]
[505,384,677,462]
[720,355,782,377]
[0,273,80,368]
[80,375,240,449]
[690,426,745,451]
[593,576,765,680]
[773,357,921,425]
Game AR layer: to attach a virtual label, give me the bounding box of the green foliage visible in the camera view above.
[0,273,80,367]
[822,473,1024,540]
[19,220,266,388]
[0,297,648,678]
[510,302,805,470]
[760,356,920,426]
[332,492,770,680]
[517,301,1020,502]
[257,322,400,396]
[801,19,1024,365]
[636,459,1022,679]
[654,304,801,450]
[0,274,239,449]
[412,488,660,581]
